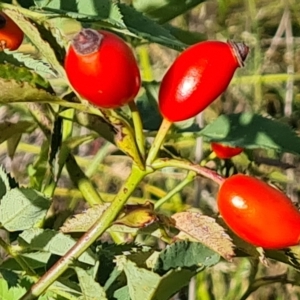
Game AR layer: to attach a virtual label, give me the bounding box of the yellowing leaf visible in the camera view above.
[115,202,158,228]
[115,209,158,228]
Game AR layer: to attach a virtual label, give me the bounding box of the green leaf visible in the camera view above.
[136,82,162,131]
[27,103,53,136]
[0,165,17,199]
[0,268,19,286]
[117,3,187,50]
[36,1,187,51]
[133,0,206,24]
[200,113,300,155]
[163,24,206,45]
[0,63,53,91]
[28,140,49,190]
[1,252,52,270]
[115,255,198,300]
[153,268,197,300]
[75,112,116,145]
[50,280,82,298]
[43,16,82,49]
[48,116,62,177]
[113,286,131,300]
[6,133,22,159]
[19,228,96,265]
[116,257,161,300]
[2,50,57,78]
[103,266,123,293]
[21,252,52,269]
[76,0,125,27]
[3,9,65,78]
[100,109,144,170]
[0,50,54,78]
[0,121,36,145]
[75,267,108,300]
[71,110,144,167]
[0,188,50,231]
[41,0,125,28]
[154,241,220,274]
[0,51,26,67]
[0,278,26,300]
[62,133,98,150]
[0,78,62,104]
[33,2,125,32]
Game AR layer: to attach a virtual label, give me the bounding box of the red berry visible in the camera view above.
[158,41,249,122]
[0,12,24,51]
[211,142,243,159]
[64,29,141,108]
[217,174,300,249]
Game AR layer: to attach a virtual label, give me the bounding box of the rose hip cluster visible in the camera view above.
[64,28,300,250]
[3,11,299,252]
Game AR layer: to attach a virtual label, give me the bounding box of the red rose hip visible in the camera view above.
[64,29,141,108]
[158,41,249,122]
[211,142,243,159]
[0,12,24,51]
[217,174,300,249]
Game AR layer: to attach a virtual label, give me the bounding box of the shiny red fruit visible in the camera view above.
[65,29,141,108]
[217,174,300,249]
[0,12,24,51]
[211,142,243,159]
[158,41,249,122]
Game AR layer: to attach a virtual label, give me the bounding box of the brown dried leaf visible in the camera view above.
[60,203,110,233]
[172,211,235,260]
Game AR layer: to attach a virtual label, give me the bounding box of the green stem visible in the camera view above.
[20,165,148,300]
[146,118,173,165]
[66,154,103,206]
[0,239,36,277]
[86,142,111,177]
[138,46,154,82]
[152,158,225,185]
[154,171,196,209]
[128,101,146,160]
[67,153,124,244]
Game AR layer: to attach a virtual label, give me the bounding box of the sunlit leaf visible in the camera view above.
[0,188,50,231]
[76,267,108,300]
[153,241,220,273]
[19,228,96,265]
